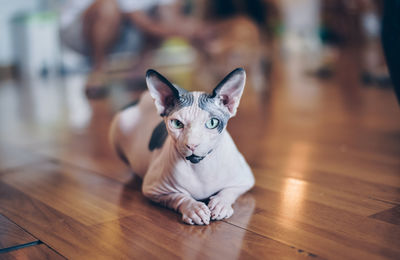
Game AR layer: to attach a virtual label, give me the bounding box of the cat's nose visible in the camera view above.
[186,144,199,151]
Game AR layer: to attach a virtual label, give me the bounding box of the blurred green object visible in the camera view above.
[153,36,196,68]
[12,11,57,24]
[161,37,191,48]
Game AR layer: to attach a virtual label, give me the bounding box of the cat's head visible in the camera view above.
[146,68,246,164]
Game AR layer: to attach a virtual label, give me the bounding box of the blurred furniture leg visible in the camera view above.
[382,0,400,103]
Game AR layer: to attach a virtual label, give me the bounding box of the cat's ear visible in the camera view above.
[211,68,246,117]
[146,69,180,116]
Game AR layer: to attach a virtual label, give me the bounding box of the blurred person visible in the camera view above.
[312,0,365,79]
[198,0,272,57]
[195,0,276,93]
[321,0,365,47]
[314,0,390,88]
[60,0,200,98]
[382,0,400,103]
[359,1,386,84]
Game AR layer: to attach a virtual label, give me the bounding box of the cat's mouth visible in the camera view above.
[185,154,205,164]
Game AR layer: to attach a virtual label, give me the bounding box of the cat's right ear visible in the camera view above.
[146,69,179,116]
[211,68,246,117]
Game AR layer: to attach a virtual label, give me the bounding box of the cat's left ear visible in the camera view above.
[146,69,181,116]
[211,68,246,117]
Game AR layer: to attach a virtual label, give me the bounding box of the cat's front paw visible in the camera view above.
[180,201,211,225]
[208,196,234,220]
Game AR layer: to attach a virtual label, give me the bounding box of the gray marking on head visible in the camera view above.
[146,69,194,117]
[198,93,230,133]
[176,89,194,108]
[148,121,168,151]
[162,90,194,117]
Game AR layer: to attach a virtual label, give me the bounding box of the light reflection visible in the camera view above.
[280,142,311,227]
[280,178,308,228]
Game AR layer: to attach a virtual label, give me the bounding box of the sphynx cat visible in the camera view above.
[109,68,254,225]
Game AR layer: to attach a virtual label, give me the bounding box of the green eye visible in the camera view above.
[171,119,184,129]
[206,118,220,129]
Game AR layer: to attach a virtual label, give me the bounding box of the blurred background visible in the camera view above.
[0,0,391,89]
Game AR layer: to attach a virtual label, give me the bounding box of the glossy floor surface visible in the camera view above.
[0,46,399,259]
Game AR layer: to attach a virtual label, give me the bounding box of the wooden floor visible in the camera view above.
[0,46,399,259]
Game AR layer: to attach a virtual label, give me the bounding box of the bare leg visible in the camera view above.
[83,0,122,89]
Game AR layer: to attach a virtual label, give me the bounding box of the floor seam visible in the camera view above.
[0,213,67,259]
[222,220,320,259]
[0,241,42,254]
[368,196,399,206]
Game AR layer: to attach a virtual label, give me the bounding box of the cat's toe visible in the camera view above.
[210,204,222,219]
[208,197,234,220]
[211,206,232,220]
[195,208,210,225]
[188,212,204,225]
[182,215,194,225]
[181,201,211,225]
[215,206,234,220]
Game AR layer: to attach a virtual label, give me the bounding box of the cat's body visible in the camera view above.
[109,68,254,225]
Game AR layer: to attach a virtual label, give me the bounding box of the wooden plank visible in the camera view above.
[253,170,392,216]
[0,180,152,259]
[228,187,400,260]
[0,181,317,259]
[35,135,132,183]
[0,161,138,226]
[104,212,319,259]
[255,135,400,172]
[230,100,400,168]
[0,244,64,260]
[260,147,400,188]
[231,127,400,189]
[0,214,37,250]
[253,166,400,205]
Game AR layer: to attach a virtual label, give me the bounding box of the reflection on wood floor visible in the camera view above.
[0,45,399,259]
